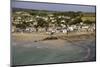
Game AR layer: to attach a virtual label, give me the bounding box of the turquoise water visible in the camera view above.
[12,39,96,65]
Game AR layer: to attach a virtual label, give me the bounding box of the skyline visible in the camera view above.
[12,1,96,12]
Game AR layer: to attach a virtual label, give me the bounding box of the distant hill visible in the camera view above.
[12,8,96,22]
[12,8,95,14]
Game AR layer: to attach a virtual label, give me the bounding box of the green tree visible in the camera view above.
[83,20,95,24]
[69,17,82,25]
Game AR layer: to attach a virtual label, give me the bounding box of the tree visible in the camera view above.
[83,20,95,24]
[13,14,34,32]
[36,18,49,31]
[69,17,82,25]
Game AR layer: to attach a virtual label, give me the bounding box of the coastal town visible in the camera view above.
[12,7,96,65]
[12,9,95,35]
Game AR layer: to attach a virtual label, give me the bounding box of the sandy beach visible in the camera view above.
[12,32,95,42]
